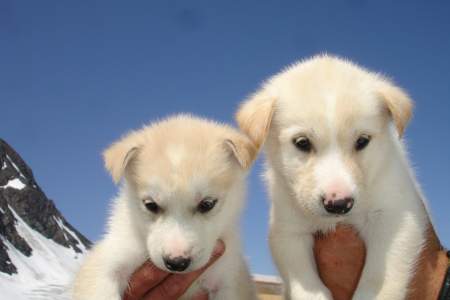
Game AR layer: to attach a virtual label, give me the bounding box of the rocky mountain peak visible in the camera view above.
[0,139,91,276]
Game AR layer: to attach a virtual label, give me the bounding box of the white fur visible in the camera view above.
[238,55,428,300]
[72,116,257,300]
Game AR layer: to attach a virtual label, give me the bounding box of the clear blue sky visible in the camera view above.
[1,0,449,276]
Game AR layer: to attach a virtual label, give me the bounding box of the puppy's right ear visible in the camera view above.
[236,89,276,149]
[376,80,414,138]
[224,135,257,170]
[103,132,141,184]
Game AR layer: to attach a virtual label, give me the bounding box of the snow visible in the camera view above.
[1,160,6,170]
[1,178,26,190]
[0,207,4,214]
[0,207,87,299]
[0,276,25,300]
[0,275,71,300]
[27,283,72,300]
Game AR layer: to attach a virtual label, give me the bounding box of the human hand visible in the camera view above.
[314,224,449,300]
[314,225,366,300]
[123,240,225,300]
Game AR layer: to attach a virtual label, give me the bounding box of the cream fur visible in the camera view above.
[72,115,257,300]
[237,55,429,300]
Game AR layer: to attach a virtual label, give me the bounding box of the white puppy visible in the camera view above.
[237,55,431,299]
[73,115,257,300]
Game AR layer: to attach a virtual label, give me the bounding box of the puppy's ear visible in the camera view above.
[103,132,141,183]
[224,135,257,170]
[236,89,276,149]
[377,80,414,137]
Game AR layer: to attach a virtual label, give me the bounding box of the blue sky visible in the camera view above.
[1,0,449,276]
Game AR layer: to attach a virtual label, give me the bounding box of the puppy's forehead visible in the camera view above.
[143,174,214,200]
[274,66,384,133]
[133,142,235,196]
[277,92,380,128]
[166,144,186,168]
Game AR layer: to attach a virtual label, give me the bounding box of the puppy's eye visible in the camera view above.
[143,198,160,214]
[355,135,371,151]
[293,136,313,153]
[197,197,218,214]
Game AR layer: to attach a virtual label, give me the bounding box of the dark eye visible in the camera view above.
[355,135,371,151]
[293,136,313,153]
[197,197,218,214]
[143,198,161,214]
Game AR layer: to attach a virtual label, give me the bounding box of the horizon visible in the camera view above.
[1,1,449,276]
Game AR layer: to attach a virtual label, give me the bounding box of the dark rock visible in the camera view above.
[0,139,91,275]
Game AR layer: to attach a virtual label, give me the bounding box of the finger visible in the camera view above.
[143,240,225,300]
[123,260,170,300]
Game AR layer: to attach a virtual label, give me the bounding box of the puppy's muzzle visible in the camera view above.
[322,196,354,215]
[163,256,191,272]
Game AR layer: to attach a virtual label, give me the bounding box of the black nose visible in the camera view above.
[322,197,354,215]
[163,256,191,272]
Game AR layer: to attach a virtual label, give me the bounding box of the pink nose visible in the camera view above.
[324,190,352,203]
[322,186,354,215]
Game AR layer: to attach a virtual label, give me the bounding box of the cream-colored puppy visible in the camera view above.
[237,55,430,299]
[73,115,257,300]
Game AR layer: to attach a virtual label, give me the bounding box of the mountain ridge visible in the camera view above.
[0,138,91,299]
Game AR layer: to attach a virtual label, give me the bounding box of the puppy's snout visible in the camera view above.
[322,195,354,215]
[163,256,191,272]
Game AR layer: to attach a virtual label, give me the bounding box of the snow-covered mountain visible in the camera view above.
[0,139,91,299]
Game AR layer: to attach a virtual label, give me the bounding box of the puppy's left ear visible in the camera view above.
[224,135,257,170]
[236,89,276,150]
[377,80,414,137]
[103,131,141,184]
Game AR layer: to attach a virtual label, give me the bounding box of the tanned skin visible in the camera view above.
[315,225,448,300]
[123,241,225,300]
[124,226,447,300]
